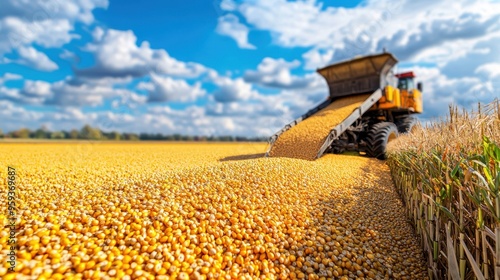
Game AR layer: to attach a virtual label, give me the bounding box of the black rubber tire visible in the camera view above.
[395,115,417,134]
[365,122,398,160]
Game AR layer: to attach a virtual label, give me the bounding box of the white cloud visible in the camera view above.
[136,82,155,92]
[302,49,334,70]
[0,17,73,53]
[225,0,500,68]
[475,63,500,79]
[439,36,500,78]
[0,100,95,133]
[0,85,327,137]
[3,0,499,138]
[59,49,77,61]
[0,0,108,25]
[0,85,41,104]
[14,46,58,71]
[48,80,135,107]
[244,57,323,89]
[237,0,333,48]
[140,74,206,103]
[0,73,22,84]
[111,91,147,109]
[211,74,257,102]
[0,100,43,128]
[78,28,207,79]
[94,111,136,131]
[206,102,251,116]
[92,25,106,41]
[54,107,86,121]
[216,14,255,49]
[220,0,237,11]
[144,104,278,136]
[0,77,139,107]
[221,118,235,131]
[398,65,494,120]
[21,80,52,96]
[0,0,108,69]
[144,105,205,133]
[218,0,500,131]
[0,77,53,104]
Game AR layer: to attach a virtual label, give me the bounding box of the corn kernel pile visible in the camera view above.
[269,95,370,160]
[0,143,427,279]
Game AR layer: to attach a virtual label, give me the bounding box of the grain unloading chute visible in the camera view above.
[267,52,423,160]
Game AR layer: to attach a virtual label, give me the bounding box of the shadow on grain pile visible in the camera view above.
[219,153,266,162]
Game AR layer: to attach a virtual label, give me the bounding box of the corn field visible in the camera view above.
[387,99,500,279]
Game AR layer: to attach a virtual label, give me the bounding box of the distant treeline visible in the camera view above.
[0,125,268,142]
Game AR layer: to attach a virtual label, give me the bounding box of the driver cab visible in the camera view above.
[377,70,423,113]
[396,71,422,92]
[394,71,423,113]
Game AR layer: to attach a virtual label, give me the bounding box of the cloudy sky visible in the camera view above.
[1,0,499,136]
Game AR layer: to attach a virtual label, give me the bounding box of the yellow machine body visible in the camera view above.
[376,86,423,113]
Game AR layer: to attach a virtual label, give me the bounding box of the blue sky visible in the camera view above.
[1,0,499,136]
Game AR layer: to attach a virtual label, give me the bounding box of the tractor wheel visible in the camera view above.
[365,122,398,160]
[395,115,417,134]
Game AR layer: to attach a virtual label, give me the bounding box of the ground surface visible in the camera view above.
[0,142,427,279]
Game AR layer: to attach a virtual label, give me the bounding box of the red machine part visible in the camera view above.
[395,71,415,78]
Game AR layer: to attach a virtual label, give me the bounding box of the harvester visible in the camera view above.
[266,52,423,160]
